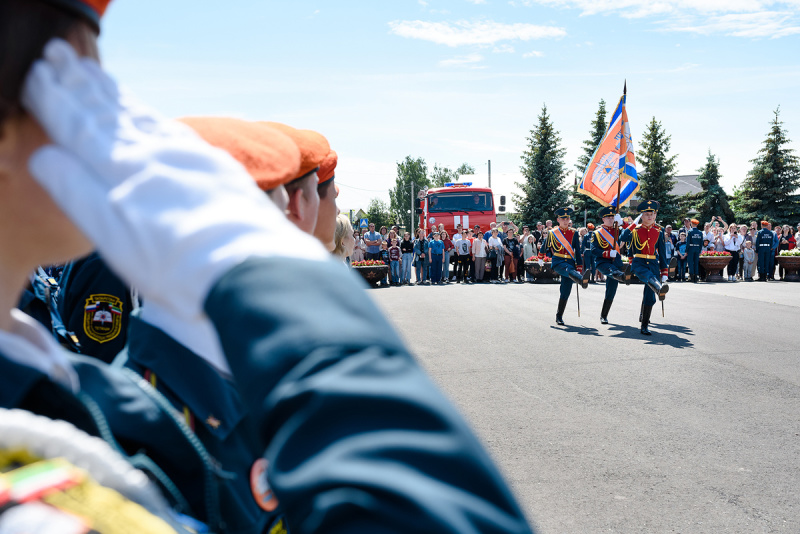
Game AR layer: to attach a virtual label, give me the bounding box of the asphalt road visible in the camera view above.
[369,277,800,533]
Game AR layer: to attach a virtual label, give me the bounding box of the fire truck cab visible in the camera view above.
[417,183,497,236]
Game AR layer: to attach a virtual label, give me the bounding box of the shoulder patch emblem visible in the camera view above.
[83,294,123,344]
[250,458,279,512]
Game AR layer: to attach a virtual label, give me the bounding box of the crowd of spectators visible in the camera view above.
[344,217,800,286]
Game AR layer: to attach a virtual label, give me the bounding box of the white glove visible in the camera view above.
[24,40,329,333]
[662,275,668,283]
[610,250,617,258]
[614,214,623,225]
[633,214,642,225]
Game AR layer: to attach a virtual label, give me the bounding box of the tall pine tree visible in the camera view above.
[514,104,569,225]
[732,107,800,222]
[573,99,607,222]
[637,117,679,225]
[690,150,733,223]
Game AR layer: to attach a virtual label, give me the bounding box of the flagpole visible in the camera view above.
[614,81,626,245]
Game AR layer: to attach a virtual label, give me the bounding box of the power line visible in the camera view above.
[336,181,392,193]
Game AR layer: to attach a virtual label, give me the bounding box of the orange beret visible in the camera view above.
[587,223,595,230]
[318,150,338,184]
[261,122,329,180]
[179,117,301,191]
[761,221,770,227]
[43,0,112,31]
[691,219,699,225]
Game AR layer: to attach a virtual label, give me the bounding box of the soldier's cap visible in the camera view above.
[41,0,111,32]
[691,219,700,225]
[597,206,616,218]
[554,207,574,218]
[638,200,660,212]
[261,122,330,181]
[587,223,595,230]
[317,150,337,184]
[179,117,301,192]
[761,221,770,227]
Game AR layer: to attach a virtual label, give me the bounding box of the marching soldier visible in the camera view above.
[542,207,591,325]
[756,221,774,281]
[619,200,670,335]
[591,207,632,324]
[686,218,704,283]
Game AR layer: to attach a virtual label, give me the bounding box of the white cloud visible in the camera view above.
[439,54,485,66]
[418,0,429,6]
[523,50,545,57]
[466,0,488,4]
[509,0,800,37]
[667,10,800,37]
[493,44,516,53]
[388,20,566,47]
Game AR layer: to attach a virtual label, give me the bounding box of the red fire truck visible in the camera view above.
[417,183,502,236]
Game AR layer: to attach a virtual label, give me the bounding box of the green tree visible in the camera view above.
[430,163,476,188]
[514,104,569,225]
[366,197,394,230]
[687,150,734,223]
[637,117,679,225]
[389,156,430,232]
[573,99,607,222]
[733,107,800,222]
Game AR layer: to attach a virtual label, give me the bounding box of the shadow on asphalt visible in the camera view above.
[606,323,694,348]
[549,325,602,337]
[650,323,695,336]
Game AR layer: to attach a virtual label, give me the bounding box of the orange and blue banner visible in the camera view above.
[577,92,640,208]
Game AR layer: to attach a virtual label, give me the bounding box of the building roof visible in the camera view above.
[671,175,702,197]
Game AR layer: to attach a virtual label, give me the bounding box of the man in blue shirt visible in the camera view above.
[428,231,446,284]
[363,223,382,260]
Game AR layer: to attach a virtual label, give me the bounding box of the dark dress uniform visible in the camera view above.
[756,225,774,280]
[541,207,590,325]
[121,316,288,534]
[686,226,704,282]
[0,353,236,533]
[619,201,669,335]
[58,252,135,363]
[1,257,534,534]
[591,207,632,324]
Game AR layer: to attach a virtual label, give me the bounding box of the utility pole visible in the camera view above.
[410,181,414,233]
[488,160,491,188]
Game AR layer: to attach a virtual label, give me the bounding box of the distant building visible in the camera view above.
[628,174,700,210]
[345,209,368,225]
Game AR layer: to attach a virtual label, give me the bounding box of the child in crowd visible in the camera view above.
[379,240,391,286]
[389,238,402,286]
[742,240,756,281]
[677,233,688,281]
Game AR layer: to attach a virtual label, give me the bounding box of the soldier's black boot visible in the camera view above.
[600,299,613,325]
[668,257,678,280]
[639,303,643,323]
[611,264,631,285]
[567,269,591,289]
[640,305,653,335]
[646,277,669,301]
[555,298,568,325]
